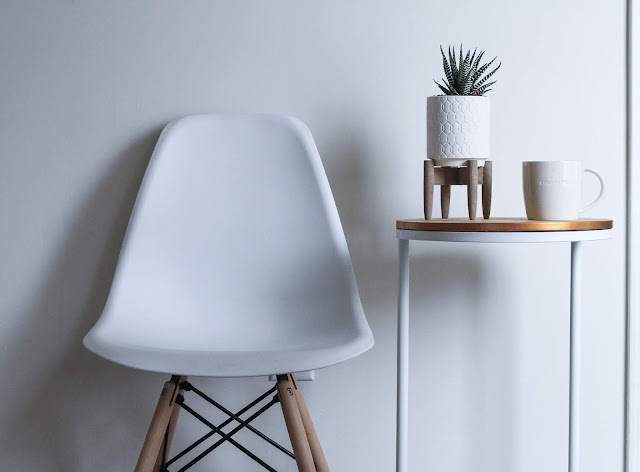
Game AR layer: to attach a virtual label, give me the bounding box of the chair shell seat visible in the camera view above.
[84,331,372,377]
[83,114,374,377]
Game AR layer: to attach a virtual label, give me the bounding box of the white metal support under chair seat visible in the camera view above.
[83,114,374,472]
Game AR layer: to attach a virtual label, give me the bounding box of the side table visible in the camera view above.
[395,218,613,472]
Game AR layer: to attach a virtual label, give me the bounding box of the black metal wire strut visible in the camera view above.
[164,386,278,468]
[158,379,296,472]
[182,381,295,459]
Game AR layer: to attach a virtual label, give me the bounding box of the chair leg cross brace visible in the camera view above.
[181,381,295,458]
[139,374,330,472]
[164,386,280,468]
[174,395,279,472]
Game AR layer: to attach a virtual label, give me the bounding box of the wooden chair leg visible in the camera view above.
[153,377,187,471]
[291,374,330,472]
[277,375,316,472]
[135,376,184,472]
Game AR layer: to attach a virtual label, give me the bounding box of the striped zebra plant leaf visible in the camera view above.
[471,57,497,83]
[434,79,453,95]
[473,62,501,89]
[440,46,457,92]
[435,45,500,96]
[473,81,497,95]
[448,46,459,83]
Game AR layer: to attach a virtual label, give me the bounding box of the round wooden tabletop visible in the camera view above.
[396,218,613,232]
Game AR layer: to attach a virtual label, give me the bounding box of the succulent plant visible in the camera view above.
[435,45,501,96]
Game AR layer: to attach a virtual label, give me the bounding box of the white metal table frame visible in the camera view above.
[395,228,613,472]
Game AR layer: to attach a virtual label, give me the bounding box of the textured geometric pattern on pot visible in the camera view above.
[427,96,490,162]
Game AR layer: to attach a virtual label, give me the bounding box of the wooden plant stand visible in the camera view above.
[423,159,492,220]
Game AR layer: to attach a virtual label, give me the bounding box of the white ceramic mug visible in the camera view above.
[522,161,604,221]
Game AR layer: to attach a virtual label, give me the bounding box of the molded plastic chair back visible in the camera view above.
[84,114,373,376]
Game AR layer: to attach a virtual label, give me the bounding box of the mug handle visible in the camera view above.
[579,169,604,214]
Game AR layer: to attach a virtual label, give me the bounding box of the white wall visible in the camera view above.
[0,1,626,471]
[628,1,640,470]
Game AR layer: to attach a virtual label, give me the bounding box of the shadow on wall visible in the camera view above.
[411,255,517,472]
[1,128,168,471]
[322,119,517,471]
[355,250,517,472]
[323,129,376,245]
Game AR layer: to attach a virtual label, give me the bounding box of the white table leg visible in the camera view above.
[569,241,583,472]
[397,239,410,472]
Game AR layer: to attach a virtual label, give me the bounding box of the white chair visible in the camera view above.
[83,114,374,472]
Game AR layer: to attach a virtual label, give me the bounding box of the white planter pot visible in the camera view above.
[426,95,490,167]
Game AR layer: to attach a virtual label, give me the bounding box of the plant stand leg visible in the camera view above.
[441,185,451,219]
[135,376,183,472]
[424,160,434,220]
[291,374,330,472]
[154,377,187,471]
[277,375,315,472]
[468,160,478,220]
[482,161,492,219]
